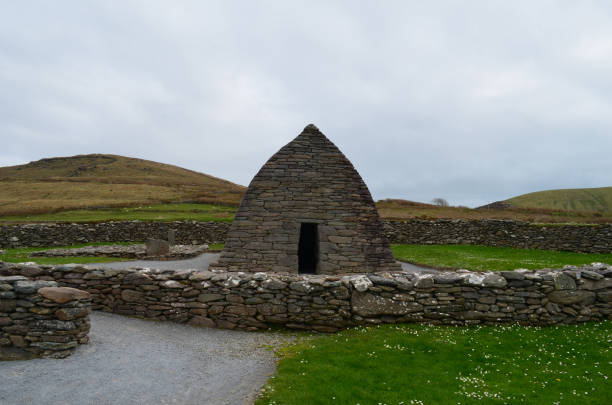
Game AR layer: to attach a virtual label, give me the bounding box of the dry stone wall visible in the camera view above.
[0,276,91,359]
[2,219,611,253]
[385,219,612,253]
[2,261,610,332]
[215,124,399,274]
[29,244,208,259]
[0,221,230,248]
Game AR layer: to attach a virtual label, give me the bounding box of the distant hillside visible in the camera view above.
[0,154,245,216]
[2,154,611,224]
[378,198,611,224]
[501,187,612,213]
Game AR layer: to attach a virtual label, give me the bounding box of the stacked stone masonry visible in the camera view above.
[385,219,612,253]
[2,261,610,332]
[29,244,209,259]
[214,124,400,274]
[2,219,611,254]
[0,221,229,248]
[0,276,91,359]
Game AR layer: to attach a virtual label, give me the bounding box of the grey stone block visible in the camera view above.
[146,239,170,257]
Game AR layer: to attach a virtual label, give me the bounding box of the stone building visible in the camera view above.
[213,124,400,274]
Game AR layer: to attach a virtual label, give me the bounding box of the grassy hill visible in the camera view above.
[378,198,612,224]
[1,154,610,224]
[0,154,245,216]
[503,186,612,213]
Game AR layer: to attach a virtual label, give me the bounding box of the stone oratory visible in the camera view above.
[213,124,400,274]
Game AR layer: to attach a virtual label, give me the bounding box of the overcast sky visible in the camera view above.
[2,1,611,207]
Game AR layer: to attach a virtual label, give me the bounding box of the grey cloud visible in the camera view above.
[1,1,611,207]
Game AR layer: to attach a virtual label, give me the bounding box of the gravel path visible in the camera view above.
[400,261,440,274]
[87,252,222,270]
[0,312,293,405]
[88,252,436,274]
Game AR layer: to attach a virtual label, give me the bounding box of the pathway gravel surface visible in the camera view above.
[0,312,292,405]
[87,252,436,274]
[87,252,221,270]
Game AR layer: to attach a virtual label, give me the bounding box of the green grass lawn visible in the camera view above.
[0,242,137,265]
[0,203,237,223]
[392,244,612,271]
[257,322,612,405]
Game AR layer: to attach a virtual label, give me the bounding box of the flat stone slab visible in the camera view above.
[0,311,293,405]
[38,287,91,303]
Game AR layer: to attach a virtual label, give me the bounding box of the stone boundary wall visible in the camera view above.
[1,261,610,332]
[384,219,612,253]
[0,221,230,248]
[29,244,209,259]
[0,276,91,359]
[2,219,611,253]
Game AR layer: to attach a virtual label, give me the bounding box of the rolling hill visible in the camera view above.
[377,198,611,223]
[500,187,612,213]
[1,154,610,224]
[0,154,246,216]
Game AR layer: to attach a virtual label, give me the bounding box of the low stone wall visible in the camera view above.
[0,276,91,359]
[2,219,611,253]
[0,221,230,248]
[1,261,610,332]
[29,244,209,259]
[384,219,612,253]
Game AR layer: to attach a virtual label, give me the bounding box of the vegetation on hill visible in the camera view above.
[256,322,612,404]
[2,199,611,224]
[0,154,245,216]
[0,203,236,223]
[378,198,612,224]
[1,154,610,224]
[504,186,612,213]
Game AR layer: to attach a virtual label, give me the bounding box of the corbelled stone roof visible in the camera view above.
[214,124,400,274]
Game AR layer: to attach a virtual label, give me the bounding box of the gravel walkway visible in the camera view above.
[87,252,436,274]
[0,312,293,405]
[87,252,222,270]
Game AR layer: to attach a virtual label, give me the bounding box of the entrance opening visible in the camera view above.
[298,223,318,274]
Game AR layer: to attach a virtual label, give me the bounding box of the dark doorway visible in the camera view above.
[298,223,318,274]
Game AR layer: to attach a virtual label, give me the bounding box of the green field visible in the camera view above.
[256,322,612,405]
[507,186,612,213]
[0,203,237,223]
[0,242,137,265]
[392,244,612,271]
